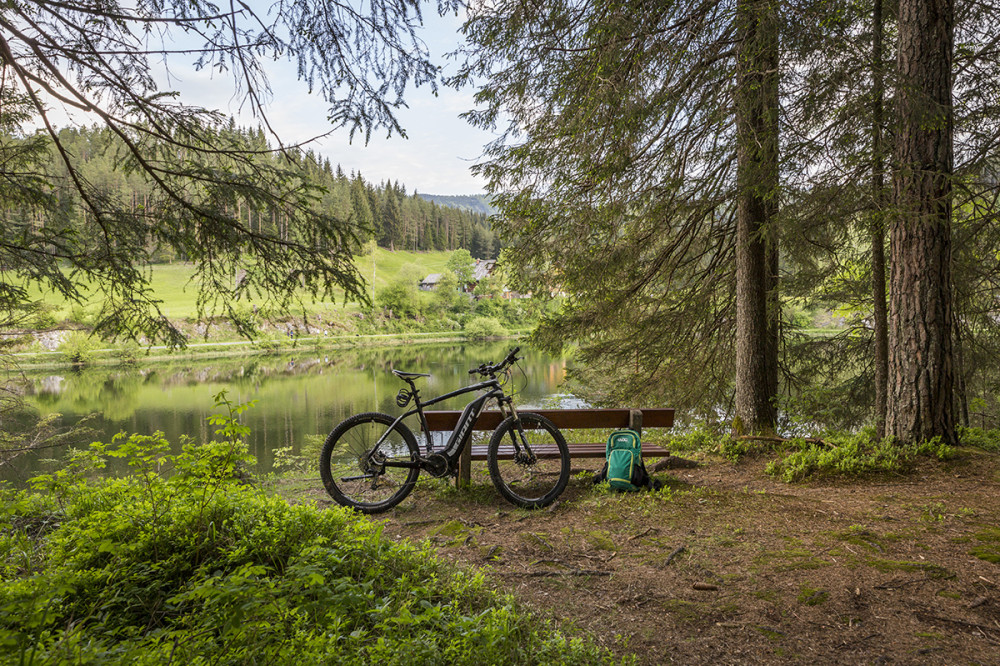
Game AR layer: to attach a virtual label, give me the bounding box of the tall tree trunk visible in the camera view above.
[886,0,956,445]
[871,0,889,438]
[954,323,969,427]
[734,0,780,435]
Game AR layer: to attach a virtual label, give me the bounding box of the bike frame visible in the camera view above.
[375,375,522,471]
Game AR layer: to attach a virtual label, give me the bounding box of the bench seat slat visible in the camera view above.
[432,442,671,461]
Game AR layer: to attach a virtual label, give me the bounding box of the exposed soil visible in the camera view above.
[301,450,1000,665]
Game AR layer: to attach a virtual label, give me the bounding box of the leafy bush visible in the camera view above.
[474,294,507,319]
[254,333,285,354]
[667,424,728,453]
[117,340,143,366]
[228,304,260,337]
[464,316,506,339]
[377,279,421,318]
[59,331,99,366]
[764,433,954,482]
[0,394,617,665]
[66,303,96,327]
[957,426,1000,453]
[431,271,464,313]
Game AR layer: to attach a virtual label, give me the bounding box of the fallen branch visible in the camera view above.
[874,578,925,590]
[628,527,659,541]
[914,612,1000,644]
[664,545,686,566]
[734,435,832,448]
[527,532,554,550]
[512,569,613,578]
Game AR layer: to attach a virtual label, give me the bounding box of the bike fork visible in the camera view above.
[503,400,536,461]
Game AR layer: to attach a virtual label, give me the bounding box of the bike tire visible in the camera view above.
[487,412,570,509]
[319,412,420,514]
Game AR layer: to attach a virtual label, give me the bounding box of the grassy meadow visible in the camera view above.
[23,248,454,321]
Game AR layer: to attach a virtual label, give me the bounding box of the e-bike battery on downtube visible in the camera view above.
[441,389,501,458]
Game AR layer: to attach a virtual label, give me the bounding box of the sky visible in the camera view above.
[159,10,496,196]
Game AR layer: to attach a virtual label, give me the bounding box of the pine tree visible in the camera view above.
[886,0,956,444]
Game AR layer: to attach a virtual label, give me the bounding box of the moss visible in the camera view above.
[968,528,1000,564]
[756,547,830,571]
[753,626,785,641]
[662,599,705,623]
[586,530,616,551]
[797,585,829,606]
[832,526,887,552]
[969,545,1000,564]
[868,559,954,579]
[430,519,480,546]
[520,531,556,550]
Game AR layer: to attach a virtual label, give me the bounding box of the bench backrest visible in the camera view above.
[423,408,674,432]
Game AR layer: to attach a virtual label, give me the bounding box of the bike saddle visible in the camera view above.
[391,369,430,380]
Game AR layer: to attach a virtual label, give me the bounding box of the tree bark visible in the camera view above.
[886,0,956,445]
[871,0,889,438]
[734,0,780,435]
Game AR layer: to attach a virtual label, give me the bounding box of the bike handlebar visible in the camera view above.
[469,346,521,377]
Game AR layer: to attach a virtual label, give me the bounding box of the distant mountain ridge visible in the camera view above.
[418,194,497,216]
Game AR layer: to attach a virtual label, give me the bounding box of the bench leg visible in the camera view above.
[629,409,643,436]
[456,441,472,489]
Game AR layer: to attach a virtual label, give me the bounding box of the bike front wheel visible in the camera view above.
[487,412,570,509]
[319,412,420,514]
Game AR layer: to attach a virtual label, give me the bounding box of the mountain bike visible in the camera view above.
[319,347,570,514]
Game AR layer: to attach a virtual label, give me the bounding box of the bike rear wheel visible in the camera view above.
[319,412,420,514]
[487,412,570,509]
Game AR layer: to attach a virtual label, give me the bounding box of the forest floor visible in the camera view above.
[293,448,1000,665]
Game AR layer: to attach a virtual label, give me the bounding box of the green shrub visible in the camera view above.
[464,316,506,339]
[719,435,805,462]
[957,426,1000,453]
[117,340,143,366]
[59,331,99,366]
[66,303,96,327]
[431,271,463,313]
[228,304,260,337]
[764,433,954,483]
[668,424,729,454]
[0,393,618,666]
[474,294,506,319]
[377,279,422,319]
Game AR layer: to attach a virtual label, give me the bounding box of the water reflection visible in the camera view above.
[5,342,575,482]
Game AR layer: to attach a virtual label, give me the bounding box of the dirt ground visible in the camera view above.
[302,449,1000,665]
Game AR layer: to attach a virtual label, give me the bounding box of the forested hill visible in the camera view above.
[49,125,501,260]
[417,194,497,216]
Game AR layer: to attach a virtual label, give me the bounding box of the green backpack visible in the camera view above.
[596,429,651,491]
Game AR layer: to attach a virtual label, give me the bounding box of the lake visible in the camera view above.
[3,342,578,483]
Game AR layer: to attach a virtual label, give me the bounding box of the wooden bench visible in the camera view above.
[424,408,675,487]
